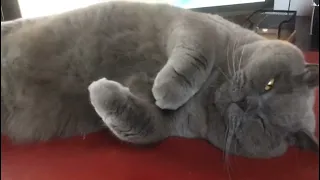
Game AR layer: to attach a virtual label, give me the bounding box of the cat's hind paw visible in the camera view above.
[88,78,130,116]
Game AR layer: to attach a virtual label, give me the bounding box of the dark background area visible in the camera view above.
[192,0,274,16]
[1,0,21,21]
[225,15,314,51]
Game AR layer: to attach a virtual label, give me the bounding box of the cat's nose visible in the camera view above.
[236,99,248,111]
[236,96,259,111]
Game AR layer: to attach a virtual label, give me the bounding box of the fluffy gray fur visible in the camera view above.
[1,1,319,158]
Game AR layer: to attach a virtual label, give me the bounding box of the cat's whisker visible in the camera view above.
[217,67,232,83]
[224,159,233,180]
[224,135,233,162]
[231,47,236,76]
[222,124,229,162]
[223,121,234,162]
[238,46,245,73]
[225,130,234,160]
[231,38,239,76]
[223,114,242,174]
[223,127,234,180]
[243,102,251,115]
[226,44,232,77]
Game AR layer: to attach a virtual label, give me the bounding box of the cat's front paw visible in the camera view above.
[152,76,194,110]
[88,78,130,115]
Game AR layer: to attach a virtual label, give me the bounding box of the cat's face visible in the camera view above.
[212,41,319,158]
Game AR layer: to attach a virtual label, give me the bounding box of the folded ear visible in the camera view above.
[294,64,319,88]
[292,129,319,153]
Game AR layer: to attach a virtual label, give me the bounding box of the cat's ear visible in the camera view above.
[294,64,319,88]
[291,129,319,153]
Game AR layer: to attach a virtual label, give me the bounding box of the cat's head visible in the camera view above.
[213,40,319,158]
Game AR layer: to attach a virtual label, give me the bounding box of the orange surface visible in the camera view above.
[1,52,319,180]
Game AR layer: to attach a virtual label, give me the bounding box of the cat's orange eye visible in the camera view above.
[264,78,275,91]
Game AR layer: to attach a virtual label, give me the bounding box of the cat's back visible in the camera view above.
[1,2,188,86]
[1,2,179,60]
[1,2,181,39]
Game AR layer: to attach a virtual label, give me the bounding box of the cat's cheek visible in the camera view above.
[213,86,233,113]
[267,142,289,158]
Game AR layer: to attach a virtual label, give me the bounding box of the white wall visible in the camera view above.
[274,0,314,16]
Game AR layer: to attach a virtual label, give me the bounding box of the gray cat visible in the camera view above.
[1,1,319,158]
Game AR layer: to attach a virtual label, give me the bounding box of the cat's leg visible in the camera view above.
[1,89,103,143]
[153,24,215,110]
[88,78,168,144]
